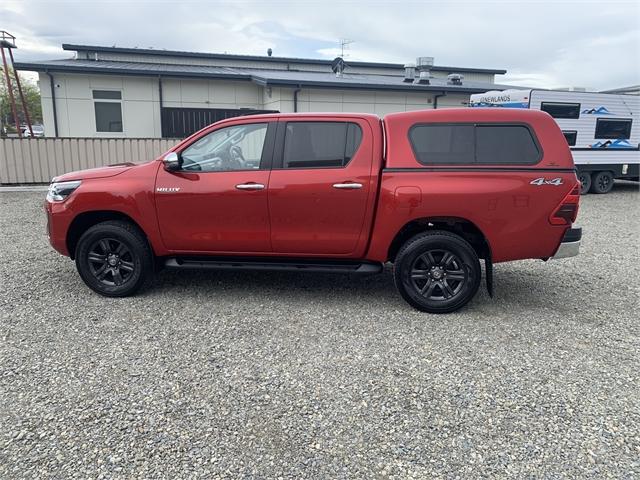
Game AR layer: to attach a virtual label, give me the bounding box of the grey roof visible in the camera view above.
[14,58,522,94]
[62,43,508,75]
[599,85,640,95]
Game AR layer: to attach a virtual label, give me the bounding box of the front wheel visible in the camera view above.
[75,220,153,297]
[394,231,481,313]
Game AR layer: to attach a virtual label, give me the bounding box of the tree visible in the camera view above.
[0,68,42,133]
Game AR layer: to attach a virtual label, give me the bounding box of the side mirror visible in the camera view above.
[163,152,181,171]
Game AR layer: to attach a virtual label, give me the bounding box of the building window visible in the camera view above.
[282,122,363,168]
[540,102,581,119]
[562,131,577,146]
[595,118,632,139]
[409,124,540,165]
[93,90,123,132]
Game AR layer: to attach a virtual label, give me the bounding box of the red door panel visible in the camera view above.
[155,170,271,253]
[268,119,375,256]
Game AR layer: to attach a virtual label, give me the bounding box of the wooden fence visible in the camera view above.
[0,137,181,184]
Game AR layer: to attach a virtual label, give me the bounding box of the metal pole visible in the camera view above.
[0,47,21,138]
[47,71,59,137]
[8,48,33,137]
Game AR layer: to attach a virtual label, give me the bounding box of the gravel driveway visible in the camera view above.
[1,183,638,479]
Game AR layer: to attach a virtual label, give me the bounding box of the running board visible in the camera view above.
[164,257,383,274]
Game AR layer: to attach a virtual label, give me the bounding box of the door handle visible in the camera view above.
[332,182,363,189]
[236,183,265,190]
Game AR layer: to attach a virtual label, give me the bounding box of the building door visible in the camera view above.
[161,107,278,138]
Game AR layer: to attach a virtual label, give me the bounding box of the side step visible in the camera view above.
[164,257,383,274]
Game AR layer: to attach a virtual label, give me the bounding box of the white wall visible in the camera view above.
[39,73,161,137]
[38,72,476,138]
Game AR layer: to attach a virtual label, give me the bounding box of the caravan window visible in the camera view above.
[595,119,632,139]
[562,131,577,146]
[540,102,581,119]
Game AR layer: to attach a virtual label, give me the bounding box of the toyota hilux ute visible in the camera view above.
[45,108,581,313]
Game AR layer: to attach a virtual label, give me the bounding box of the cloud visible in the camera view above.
[2,0,639,90]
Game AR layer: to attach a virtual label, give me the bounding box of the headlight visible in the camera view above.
[46,180,82,202]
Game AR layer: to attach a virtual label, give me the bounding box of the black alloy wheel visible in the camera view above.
[409,249,467,301]
[75,220,153,297]
[394,231,481,313]
[87,238,136,287]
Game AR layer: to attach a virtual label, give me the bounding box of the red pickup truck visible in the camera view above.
[45,109,581,313]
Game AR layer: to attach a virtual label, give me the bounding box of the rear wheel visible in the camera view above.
[75,220,153,297]
[578,171,592,195]
[394,231,481,313]
[590,171,614,194]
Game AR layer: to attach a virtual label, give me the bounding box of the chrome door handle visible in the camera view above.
[332,182,363,189]
[235,183,265,190]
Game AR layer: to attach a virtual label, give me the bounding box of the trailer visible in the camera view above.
[469,89,640,194]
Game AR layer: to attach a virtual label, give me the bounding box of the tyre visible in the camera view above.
[393,231,481,313]
[75,220,153,297]
[578,171,592,195]
[590,171,614,194]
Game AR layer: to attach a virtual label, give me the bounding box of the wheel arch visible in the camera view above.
[387,216,492,263]
[66,210,152,259]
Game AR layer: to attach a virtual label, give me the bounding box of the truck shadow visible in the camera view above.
[150,261,595,315]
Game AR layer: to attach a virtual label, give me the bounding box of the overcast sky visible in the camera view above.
[2,0,639,90]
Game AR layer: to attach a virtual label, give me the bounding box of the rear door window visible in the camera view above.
[282,122,362,168]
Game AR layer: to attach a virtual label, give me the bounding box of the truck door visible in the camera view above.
[268,119,374,256]
[155,121,275,253]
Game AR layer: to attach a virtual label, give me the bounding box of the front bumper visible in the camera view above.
[44,199,73,256]
[552,226,582,260]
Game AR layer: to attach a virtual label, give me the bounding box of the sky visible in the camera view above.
[1,0,639,90]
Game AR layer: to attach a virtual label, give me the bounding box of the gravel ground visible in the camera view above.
[1,182,639,479]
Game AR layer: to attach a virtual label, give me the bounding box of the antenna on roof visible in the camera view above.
[339,38,354,58]
[267,48,273,57]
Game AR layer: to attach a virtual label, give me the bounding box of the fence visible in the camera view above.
[0,137,181,184]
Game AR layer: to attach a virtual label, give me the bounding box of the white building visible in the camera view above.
[15,44,516,138]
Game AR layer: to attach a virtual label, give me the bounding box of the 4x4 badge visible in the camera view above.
[530,177,563,186]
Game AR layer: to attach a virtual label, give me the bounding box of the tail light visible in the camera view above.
[549,182,580,225]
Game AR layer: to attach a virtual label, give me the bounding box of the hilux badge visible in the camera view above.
[156,187,181,193]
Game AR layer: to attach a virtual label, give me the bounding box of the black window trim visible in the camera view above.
[174,121,277,173]
[407,121,543,166]
[540,101,581,119]
[92,89,123,100]
[272,120,364,170]
[562,130,578,146]
[594,117,633,140]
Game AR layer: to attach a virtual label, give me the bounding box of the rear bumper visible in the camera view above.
[552,226,582,260]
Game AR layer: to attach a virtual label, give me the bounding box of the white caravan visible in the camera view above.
[469,89,639,194]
